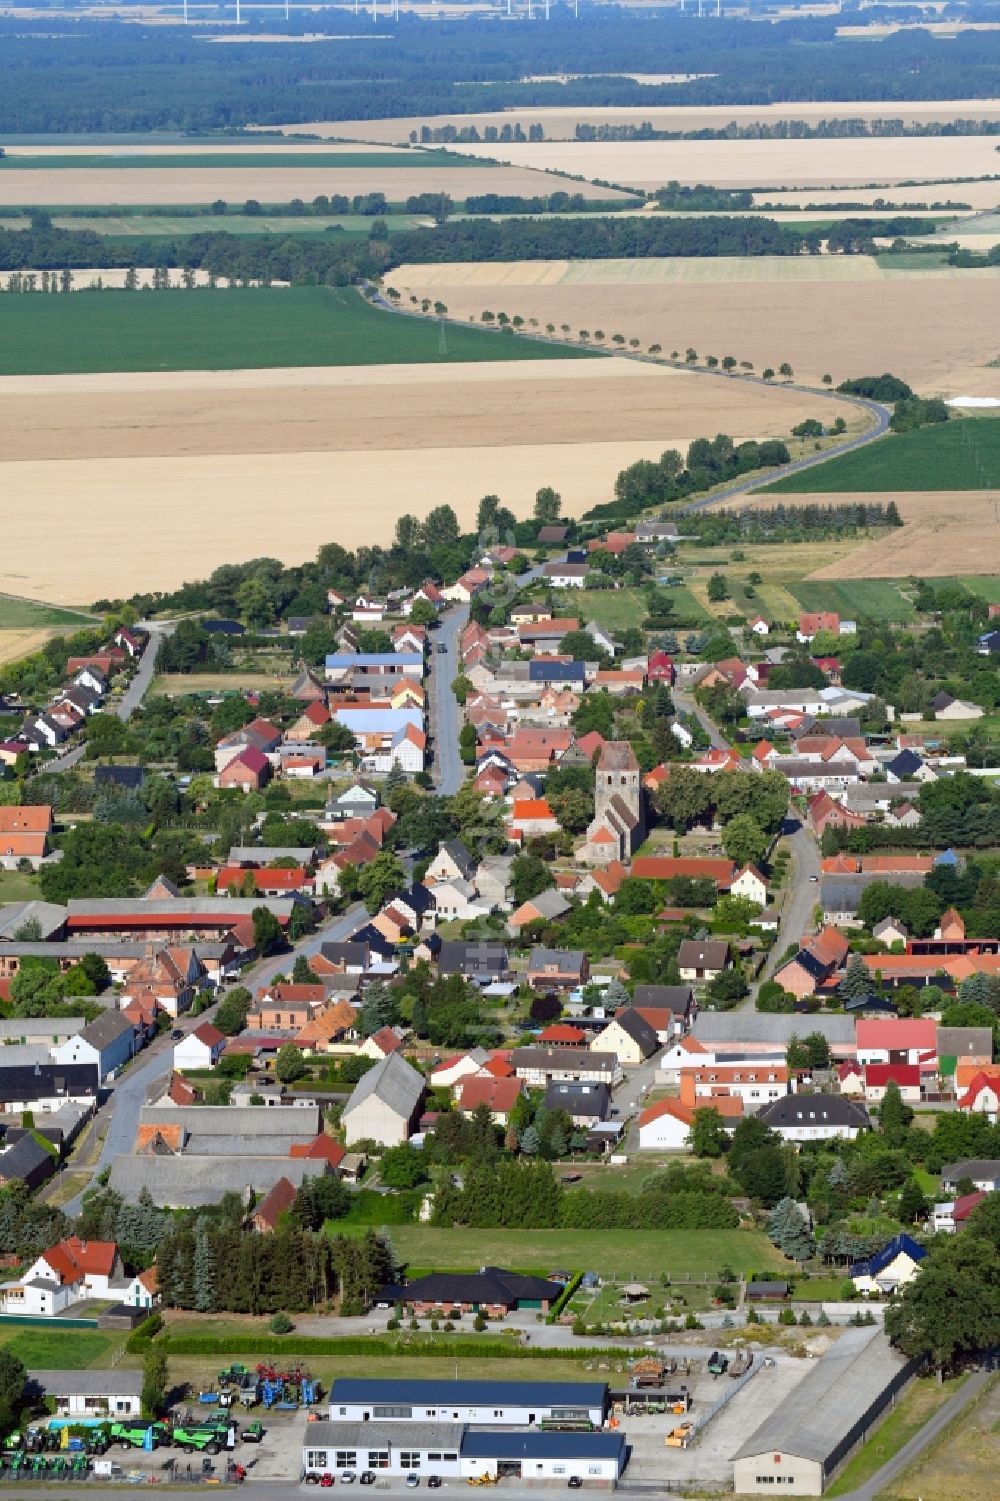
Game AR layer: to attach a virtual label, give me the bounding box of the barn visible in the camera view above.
[731,1327,919,1495]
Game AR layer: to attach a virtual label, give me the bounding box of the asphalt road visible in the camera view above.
[836,1364,993,1501]
[45,626,165,776]
[430,602,470,796]
[59,901,368,1217]
[756,814,821,987]
[672,687,729,750]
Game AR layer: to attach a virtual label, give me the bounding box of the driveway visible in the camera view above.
[673,687,729,750]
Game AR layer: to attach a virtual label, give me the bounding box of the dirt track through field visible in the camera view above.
[745,490,1000,578]
[391,260,1000,394]
[0,357,855,601]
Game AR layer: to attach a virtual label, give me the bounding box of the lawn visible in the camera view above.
[0,288,600,377]
[761,419,1000,493]
[788,580,916,623]
[825,1374,966,1497]
[566,589,649,633]
[0,870,41,903]
[352,1228,786,1280]
[152,672,294,696]
[882,1374,1000,1501]
[0,596,96,628]
[0,1326,121,1369]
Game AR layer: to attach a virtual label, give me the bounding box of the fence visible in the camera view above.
[688,1354,766,1442]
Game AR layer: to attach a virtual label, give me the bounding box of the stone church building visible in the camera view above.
[579,741,646,865]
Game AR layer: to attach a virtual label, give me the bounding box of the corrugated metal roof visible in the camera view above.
[732,1328,913,1464]
[461,1432,624,1460]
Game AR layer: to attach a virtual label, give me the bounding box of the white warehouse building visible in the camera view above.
[302,1424,626,1483]
[327,1379,609,1428]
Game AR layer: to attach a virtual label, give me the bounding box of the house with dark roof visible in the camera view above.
[677,939,730,983]
[850,1234,927,1296]
[526,948,588,991]
[375,1268,564,1319]
[50,1010,136,1080]
[0,1133,56,1193]
[543,1080,610,1126]
[756,1093,870,1142]
[591,1007,659,1065]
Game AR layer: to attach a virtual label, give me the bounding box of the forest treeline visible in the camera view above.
[0,213,931,282]
[1,17,1000,131]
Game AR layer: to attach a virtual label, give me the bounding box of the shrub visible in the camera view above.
[269,1312,294,1335]
[778,1307,797,1326]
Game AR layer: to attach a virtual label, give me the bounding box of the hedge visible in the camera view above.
[149,1333,633,1361]
[545,1272,583,1326]
[125,1313,164,1354]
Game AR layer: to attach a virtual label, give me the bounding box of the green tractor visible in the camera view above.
[109,1421,169,1450]
[218,1365,249,1388]
[170,1423,230,1456]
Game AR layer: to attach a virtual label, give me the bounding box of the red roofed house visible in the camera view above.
[216,865,311,897]
[0,1237,122,1316]
[957,1072,1000,1120]
[288,701,332,741]
[647,651,675,685]
[289,1134,346,1170]
[250,1177,298,1234]
[797,611,840,643]
[637,1095,742,1151]
[361,1026,405,1061]
[856,1018,938,1068]
[217,745,270,792]
[631,856,737,890]
[458,1075,524,1125]
[862,1063,922,1104]
[933,1190,988,1234]
[0,804,53,869]
[538,1024,586,1047]
[509,798,560,839]
[808,790,868,838]
[173,1023,226,1072]
[773,926,851,1000]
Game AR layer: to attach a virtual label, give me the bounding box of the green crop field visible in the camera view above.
[349,1227,786,1280]
[0,150,481,171]
[0,1326,120,1369]
[568,587,709,633]
[0,595,96,628]
[789,580,916,622]
[0,288,601,376]
[28,213,430,237]
[761,419,1000,493]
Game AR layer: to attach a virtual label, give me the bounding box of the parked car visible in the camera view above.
[339,1474,356,1485]
[428,1479,442,1490]
[359,1474,376,1487]
[406,1476,420,1489]
[568,1479,583,1490]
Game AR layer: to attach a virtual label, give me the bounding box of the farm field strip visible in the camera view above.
[441,136,1000,192]
[755,179,1000,211]
[351,1227,786,1279]
[284,100,1000,144]
[0,150,474,170]
[394,255,1000,286]
[742,491,1000,580]
[390,261,1000,392]
[0,286,601,375]
[0,212,433,236]
[0,165,633,208]
[787,579,917,622]
[762,418,1000,492]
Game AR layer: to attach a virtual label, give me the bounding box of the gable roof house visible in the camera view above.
[756,1093,871,1142]
[51,1011,136,1080]
[677,939,730,983]
[341,1052,426,1147]
[850,1234,927,1297]
[0,805,53,869]
[526,948,589,992]
[592,1008,659,1065]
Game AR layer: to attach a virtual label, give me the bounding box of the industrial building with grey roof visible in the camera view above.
[731,1327,919,1495]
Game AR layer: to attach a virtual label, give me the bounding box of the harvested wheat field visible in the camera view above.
[391,259,1000,394]
[0,165,627,208]
[442,136,1000,192]
[746,491,1000,578]
[0,359,854,602]
[0,628,61,665]
[757,180,1000,211]
[286,100,1000,145]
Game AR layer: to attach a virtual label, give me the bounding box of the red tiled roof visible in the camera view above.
[538,1024,586,1044]
[856,1019,937,1051]
[459,1076,523,1114]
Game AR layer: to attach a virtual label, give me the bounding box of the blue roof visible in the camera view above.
[460,1433,624,1461]
[933,848,958,866]
[528,661,586,683]
[334,708,422,734]
[327,654,422,669]
[328,1379,607,1407]
[850,1233,928,1279]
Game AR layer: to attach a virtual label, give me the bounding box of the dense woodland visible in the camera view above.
[2,16,1000,131]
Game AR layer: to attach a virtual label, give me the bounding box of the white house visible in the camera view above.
[52,1011,136,1080]
[748,617,769,636]
[0,1237,123,1317]
[729,865,767,906]
[543,563,590,589]
[173,1022,226,1072]
[28,1371,143,1420]
[637,1099,694,1151]
[756,1094,870,1142]
[850,1235,926,1297]
[430,1049,492,1090]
